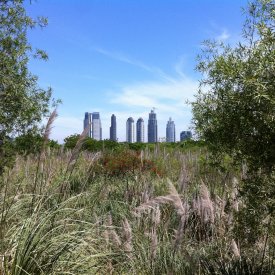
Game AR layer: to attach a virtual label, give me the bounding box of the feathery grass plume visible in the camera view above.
[32,109,58,206]
[43,109,58,145]
[152,206,161,226]
[122,218,132,254]
[167,179,187,217]
[169,179,190,246]
[136,180,190,253]
[66,126,90,173]
[105,214,121,247]
[136,180,188,217]
[109,227,122,248]
[198,181,214,224]
[135,195,172,214]
[231,239,240,258]
[141,188,149,204]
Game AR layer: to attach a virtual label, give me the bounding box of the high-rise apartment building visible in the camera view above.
[166,117,176,142]
[148,109,158,143]
[110,114,117,141]
[180,131,192,141]
[83,112,91,137]
[92,112,102,141]
[126,117,135,143]
[136,117,144,142]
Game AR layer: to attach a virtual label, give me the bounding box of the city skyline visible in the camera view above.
[26,1,247,142]
[83,111,191,142]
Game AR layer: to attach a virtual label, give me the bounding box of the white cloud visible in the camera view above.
[216,29,230,42]
[108,75,198,141]
[50,116,83,143]
[50,50,199,143]
[111,77,197,110]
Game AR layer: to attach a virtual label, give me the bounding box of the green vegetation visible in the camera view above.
[0,0,274,274]
[192,0,275,249]
[192,0,275,172]
[0,139,274,274]
[0,0,59,173]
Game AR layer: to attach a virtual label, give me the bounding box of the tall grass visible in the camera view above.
[0,135,274,274]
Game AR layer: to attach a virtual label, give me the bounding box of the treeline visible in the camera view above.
[3,132,205,156]
[64,134,204,151]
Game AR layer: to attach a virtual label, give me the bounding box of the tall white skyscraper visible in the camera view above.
[126,117,135,143]
[136,117,144,142]
[92,112,102,141]
[166,117,175,142]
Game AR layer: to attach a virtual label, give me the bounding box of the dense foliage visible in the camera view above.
[192,0,275,248]
[192,0,275,171]
[0,0,57,172]
[0,0,274,273]
[0,144,274,274]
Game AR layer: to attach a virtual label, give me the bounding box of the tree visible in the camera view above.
[64,134,80,150]
[14,132,60,155]
[192,0,275,244]
[192,0,275,172]
[0,0,56,170]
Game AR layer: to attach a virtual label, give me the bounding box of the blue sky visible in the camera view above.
[26,0,248,142]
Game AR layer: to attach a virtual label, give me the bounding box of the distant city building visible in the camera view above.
[110,114,117,141]
[180,131,192,141]
[92,112,102,140]
[166,117,176,142]
[83,112,91,137]
[148,109,158,143]
[136,117,144,142]
[126,117,135,143]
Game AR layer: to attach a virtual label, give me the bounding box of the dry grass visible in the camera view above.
[0,133,274,274]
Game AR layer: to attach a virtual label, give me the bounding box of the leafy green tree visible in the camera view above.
[192,0,275,243]
[14,132,60,155]
[0,0,56,170]
[64,134,80,150]
[192,0,275,172]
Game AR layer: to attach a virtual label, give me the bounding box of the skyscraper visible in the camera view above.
[126,117,135,143]
[136,117,144,142]
[83,112,91,137]
[110,114,117,141]
[92,112,102,141]
[180,131,192,141]
[148,109,158,143]
[166,117,176,142]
